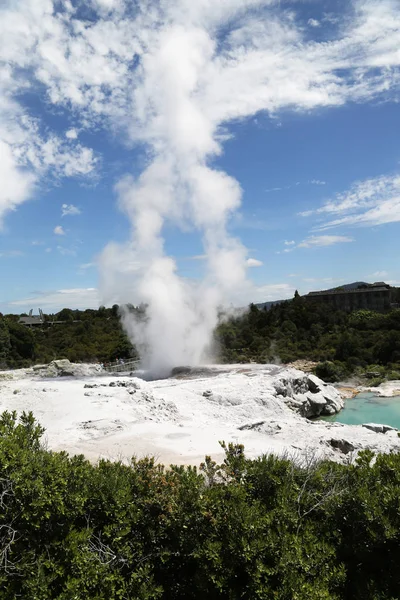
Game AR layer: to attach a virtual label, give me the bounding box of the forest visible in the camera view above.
[1,295,400,383]
[1,410,400,599]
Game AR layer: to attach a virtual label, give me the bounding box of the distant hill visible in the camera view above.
[322,281,368,293]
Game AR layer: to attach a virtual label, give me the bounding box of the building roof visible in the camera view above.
[18,316,43,325]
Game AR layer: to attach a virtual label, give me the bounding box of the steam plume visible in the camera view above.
[100,18,250,374]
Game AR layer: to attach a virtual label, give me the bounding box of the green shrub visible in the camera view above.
[3,411,400,598]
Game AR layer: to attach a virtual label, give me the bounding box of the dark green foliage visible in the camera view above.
[1,413,400,598]
[1,306,137,368]
[215,298,400,381]
[2,298,400,380]
[0,316,11,367]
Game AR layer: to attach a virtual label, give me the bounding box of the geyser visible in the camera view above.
[99,18,249,374]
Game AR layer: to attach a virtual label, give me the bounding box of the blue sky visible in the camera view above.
[1,0,400,314]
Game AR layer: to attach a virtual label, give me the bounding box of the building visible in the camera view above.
[18,309,44,326]
[304,282,399,312]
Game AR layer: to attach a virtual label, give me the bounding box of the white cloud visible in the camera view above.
[61,203,81,217]
[297,235,355,248]
[301,173,400,229]
[65,129,78,139]
[31,240,44,246]
[308,19,321,28]
[246,258,263,267]
[190,254,207,260]
[10,288,100,311]
[284,240,295,246]
[54,225,65,235]
[310,179,326,186]
[79,262,96,270]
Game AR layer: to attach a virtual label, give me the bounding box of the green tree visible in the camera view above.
[0,316,11,367]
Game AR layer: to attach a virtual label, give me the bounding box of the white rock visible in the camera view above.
[0,363,398,465]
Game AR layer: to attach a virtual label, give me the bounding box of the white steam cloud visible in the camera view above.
[100,17,251,375]
[99,30,248,372]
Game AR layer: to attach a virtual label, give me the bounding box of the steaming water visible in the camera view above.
[321,392,400,428]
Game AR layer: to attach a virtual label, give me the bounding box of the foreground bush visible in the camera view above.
[1,412,400,599]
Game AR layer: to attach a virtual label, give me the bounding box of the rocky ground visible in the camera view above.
[0,361,399,465]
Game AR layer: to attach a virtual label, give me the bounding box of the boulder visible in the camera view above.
[51,359,76,376]
[306,374,322,393]
[34,360,103,378]
[362,423,397,434]
[329,438,356,454]
[299,391,327,418]
[273,369,344,419]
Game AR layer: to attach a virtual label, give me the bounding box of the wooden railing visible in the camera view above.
[103,359,140,373]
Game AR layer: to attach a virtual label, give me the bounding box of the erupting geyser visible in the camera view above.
[99,20,250,375]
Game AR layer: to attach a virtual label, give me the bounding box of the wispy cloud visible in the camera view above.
[10,288,99,311]
[251,283,295,303]
[297,235,354,248]
[266,180,326,194]
[57,245,77,257]
[189,254,207,261]
[369,270,389,278]
[61,203,81,217]
[54,225,65,235]
[300,173,400,229]
[277,234,354,253]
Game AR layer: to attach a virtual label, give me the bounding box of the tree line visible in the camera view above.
[1,296,400,382]
[216,294,400,382]
[0,306,137,369]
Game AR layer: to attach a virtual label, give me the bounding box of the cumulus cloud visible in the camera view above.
[246,258,263,267]
[62,203,81,217]
[65,129,78,139]
[54,225,65,235]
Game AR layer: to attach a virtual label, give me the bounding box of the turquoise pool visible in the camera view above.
[321,392,400,428]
